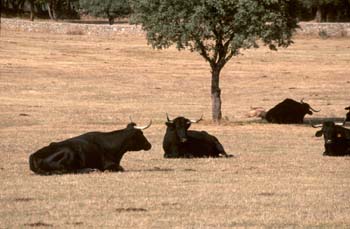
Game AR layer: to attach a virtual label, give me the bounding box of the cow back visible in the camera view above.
[179,131,222,157]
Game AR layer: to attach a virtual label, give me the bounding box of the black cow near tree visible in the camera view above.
[163,114,232,158]
[265,98,320,124]
[248,98,320,124]
[29,120,152,175]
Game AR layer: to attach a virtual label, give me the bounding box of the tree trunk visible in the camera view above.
[29,0,35,21]
[47,0,57,20]
[315,6,322,22]
[108,17,115,25]
[51,0,57,20]
[47,3,53,19]
[12,1,19,13]
[18,0,25,12]
[211,67,222,122]
[4,0,9,10]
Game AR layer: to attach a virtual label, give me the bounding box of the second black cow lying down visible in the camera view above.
[29,121,152,175]
[265,98,320,124]
[163,115,232,158]
[314,121,350,156]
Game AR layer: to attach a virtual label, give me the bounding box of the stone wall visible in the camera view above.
[1,18,350,37]
[1,18,143,36]
[298,22,350,37]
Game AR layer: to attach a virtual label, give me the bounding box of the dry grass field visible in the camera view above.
[1,27,350,228]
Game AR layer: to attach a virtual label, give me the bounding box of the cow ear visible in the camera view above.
[165,122,174,128]
[315,130,323,137]
[126,123,136,129]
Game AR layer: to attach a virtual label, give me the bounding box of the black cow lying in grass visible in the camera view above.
[29,121,152,175]
[162,114,232,158]
[314,121,350,156]
[265,98,320,124]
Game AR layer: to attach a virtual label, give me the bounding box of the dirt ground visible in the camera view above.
[0,28,350,228]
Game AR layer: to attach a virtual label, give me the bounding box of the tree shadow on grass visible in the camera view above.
[24,221,53,227]
[115,207,147,213]
[129,167,175,173]
[30,167,175,175]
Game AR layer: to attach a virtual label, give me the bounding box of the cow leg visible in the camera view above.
[212,138,232,157]
[106,164,124,172]
[323,151,330,156]
[103,160,124,172]
[183,152,194,158]
[346,149,350,156]
[42,148,77,173]
[164,150,181,158]
[116,165,124,171]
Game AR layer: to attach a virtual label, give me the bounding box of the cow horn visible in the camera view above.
[250,106,264,110]
[309,107,320,112]
[300,98,304,104]
[134,120,152,130]
[189,115,203,123]
[311,124,323,128]
[166,113,173,123]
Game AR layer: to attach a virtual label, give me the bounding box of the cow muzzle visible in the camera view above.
[144,142,152,151]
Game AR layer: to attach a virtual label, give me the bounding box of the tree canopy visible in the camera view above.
[2,0,349,22]
[131,0,299,121]
[79,0,131,24]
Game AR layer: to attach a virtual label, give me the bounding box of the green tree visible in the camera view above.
[131,0,299,122]
[79,0,131,24]
[301,0,350,22]
[2,0,78,20]
[31,0,78,20]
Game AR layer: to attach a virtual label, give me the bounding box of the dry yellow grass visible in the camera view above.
[0,28,350,228]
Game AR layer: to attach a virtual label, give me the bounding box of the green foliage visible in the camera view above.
[301,0,350,22]
[301,0,350,8]
[131,0,299,68]
[79,0,131,24]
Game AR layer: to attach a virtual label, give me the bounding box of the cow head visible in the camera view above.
[165,114,202,143]
[126,120,152,151]
[314,121,345,144]
[300,99,320,115]
[344,106,350,125]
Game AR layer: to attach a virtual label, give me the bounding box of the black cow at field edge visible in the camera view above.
[344,106,350,125]
[265,98,320,124]
[314,121,350,156]
[163,114,232,158]
[29,120,152,175]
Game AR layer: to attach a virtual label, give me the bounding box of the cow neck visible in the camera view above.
[165,126,178,139]
[102,128,135,154]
